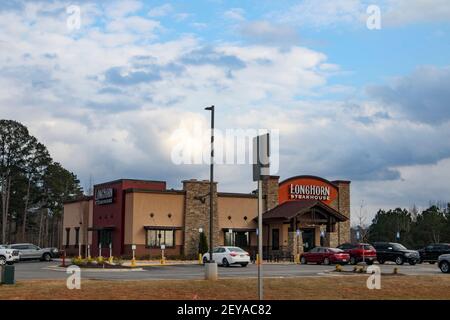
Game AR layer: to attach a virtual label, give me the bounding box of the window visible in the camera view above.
[146,229,174,248]
[271,229,280,250]
[224,231,250,247]
[65,228,70,247]
[98,229,112,246]
[75,227,80,245]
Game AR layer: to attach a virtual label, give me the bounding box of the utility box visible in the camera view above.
[1,265,15,285]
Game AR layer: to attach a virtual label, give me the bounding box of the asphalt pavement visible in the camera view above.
[12,260,443,281]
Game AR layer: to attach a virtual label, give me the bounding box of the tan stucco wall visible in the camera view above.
[125,192,185,246]
[218,196,258,246]
[217,196,258,229]
[63,200,93,246]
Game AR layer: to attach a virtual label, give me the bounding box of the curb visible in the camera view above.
[45,265,144,272]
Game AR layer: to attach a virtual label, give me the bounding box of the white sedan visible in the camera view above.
[202,246,250,267]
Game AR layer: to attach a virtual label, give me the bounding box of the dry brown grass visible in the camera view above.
[1,275,449,300]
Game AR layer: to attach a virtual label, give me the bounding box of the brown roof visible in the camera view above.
[262,200,348,222]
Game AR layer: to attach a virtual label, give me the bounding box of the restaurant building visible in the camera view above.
[63,175,350,259]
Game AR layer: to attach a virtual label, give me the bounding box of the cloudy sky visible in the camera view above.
[0,0,449,225]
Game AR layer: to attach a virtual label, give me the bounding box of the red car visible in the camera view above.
[337,243,377,265]
[300,247,350,265]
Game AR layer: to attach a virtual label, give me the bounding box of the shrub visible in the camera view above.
[96,256,105,264]
[198,232,208,255]
[71,257,84,266]
[335,264,343,272]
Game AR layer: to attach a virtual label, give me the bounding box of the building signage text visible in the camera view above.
[95,188,114,205]
[289,184,330,201]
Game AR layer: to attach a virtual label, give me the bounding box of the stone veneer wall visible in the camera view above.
[182,180,219,259]
[334,180,351,245]
[261,176,280,212]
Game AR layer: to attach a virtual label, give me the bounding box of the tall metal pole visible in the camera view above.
[258,179,263,300]
[205,105,215,263]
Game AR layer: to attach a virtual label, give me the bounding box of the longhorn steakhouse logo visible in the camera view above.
[289,183,331,201]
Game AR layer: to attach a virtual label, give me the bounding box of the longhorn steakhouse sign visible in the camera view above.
[278,176,338,206]
[95,187,114,205]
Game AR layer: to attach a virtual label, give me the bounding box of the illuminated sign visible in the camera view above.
[289,184,331,201]
[278,176,338,205]
[95,188,114,205]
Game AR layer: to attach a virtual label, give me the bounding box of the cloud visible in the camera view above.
[367,66,450,124]
[105,0,143,18]
[106,16,160,33]
[270,0,450,29]
[224,8,245,21]
[271,0,365,29]
[1,0,450,225]
[180,47,246,70]
[239,21,300,45]
[383,0,450,26]
[148,4,173,17]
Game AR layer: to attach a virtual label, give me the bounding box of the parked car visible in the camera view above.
[418,243,450,264]
[0,245,20,265]
[8,243,59,262]
[300,247,350,265]
[372,242,420,265]
[438,254,450,273]
[337,243,377,265]
[202,246,250,267]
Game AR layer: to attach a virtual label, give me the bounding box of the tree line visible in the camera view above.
[0,120,83,247]
[352,203,450,249]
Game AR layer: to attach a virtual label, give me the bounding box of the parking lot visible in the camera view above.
[12,260,443,281]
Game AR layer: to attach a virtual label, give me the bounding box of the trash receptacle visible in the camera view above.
[2,265,15,285]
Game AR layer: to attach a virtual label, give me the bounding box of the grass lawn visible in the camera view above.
[1,275,449,300]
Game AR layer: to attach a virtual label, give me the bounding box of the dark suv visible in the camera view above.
[372,242,420,265]
[418,243,450,264]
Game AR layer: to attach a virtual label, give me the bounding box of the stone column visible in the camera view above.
[183,179,219,259]
[333,180,351,245]
[261,176,280,212]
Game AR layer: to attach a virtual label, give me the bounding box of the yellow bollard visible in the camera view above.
[199,253,203,265]
[131,258,136,267]
[295,254,300,264]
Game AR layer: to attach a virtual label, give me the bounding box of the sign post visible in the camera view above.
[98,243,102,258]
[131,244,136,267]
[109,243,113,263]
[87,244,90,259]
[78,240,81,259]
[296,229,301,264]
[161,244,166,265]
[204,105,218,281]
[253,133,270,301]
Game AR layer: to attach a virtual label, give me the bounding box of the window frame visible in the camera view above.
[145,229,175,248]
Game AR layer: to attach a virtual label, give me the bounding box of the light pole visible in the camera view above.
[204,105,218,280]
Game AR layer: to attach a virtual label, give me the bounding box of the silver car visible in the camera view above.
[438,254,450,273]
[8,243,58,262]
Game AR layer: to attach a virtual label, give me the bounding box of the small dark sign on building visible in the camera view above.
[95,188,114,205]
